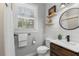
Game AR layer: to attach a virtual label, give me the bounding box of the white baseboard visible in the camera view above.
[25,52,37,56]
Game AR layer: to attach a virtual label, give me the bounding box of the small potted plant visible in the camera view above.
[58,34,62,40]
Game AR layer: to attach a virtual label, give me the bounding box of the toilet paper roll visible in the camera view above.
[32,40,36,44]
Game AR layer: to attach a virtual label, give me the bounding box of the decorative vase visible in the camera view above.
[58,34,62,40]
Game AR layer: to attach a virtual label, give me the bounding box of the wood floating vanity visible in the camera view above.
[50,42,79,56]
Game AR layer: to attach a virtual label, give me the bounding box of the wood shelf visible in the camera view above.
[47,13,56,18]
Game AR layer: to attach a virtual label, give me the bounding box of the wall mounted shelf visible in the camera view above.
[47,12,56,18]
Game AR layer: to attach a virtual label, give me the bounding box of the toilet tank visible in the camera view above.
[45,38,51,48]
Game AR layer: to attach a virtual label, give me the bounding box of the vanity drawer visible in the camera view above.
[50,43,78,56]
[50,51,57,56]
[50,49,64,56]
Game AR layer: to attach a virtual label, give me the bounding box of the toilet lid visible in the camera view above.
[37,46,49,51]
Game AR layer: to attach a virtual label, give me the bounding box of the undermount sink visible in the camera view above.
[60,39,78,46]
[69,42,77,45]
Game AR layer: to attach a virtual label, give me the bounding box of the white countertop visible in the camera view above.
[46,38,79,53]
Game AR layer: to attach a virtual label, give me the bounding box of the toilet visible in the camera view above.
[37,38,50,56]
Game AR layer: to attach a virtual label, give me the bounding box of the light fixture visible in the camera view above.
[60,3,66,9]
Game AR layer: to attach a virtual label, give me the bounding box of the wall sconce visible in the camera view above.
[60,3,66,9]
[60,3,71,9]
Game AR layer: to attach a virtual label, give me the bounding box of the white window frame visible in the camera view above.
[13,4,38,34]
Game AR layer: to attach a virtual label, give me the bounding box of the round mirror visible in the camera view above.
[59,8,79,30]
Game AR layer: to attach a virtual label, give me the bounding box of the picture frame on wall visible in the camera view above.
[46,5,56,25]
[48,5,56,18]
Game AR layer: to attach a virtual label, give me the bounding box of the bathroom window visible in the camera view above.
[13,4,38,33]
[17,16,34,29]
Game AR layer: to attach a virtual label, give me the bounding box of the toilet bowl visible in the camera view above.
[37,46,49,55]
[37,38,50,56]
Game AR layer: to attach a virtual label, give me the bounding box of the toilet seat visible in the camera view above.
[37,46,49,54]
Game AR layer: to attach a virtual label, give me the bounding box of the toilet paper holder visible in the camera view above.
[32,37,36,45]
